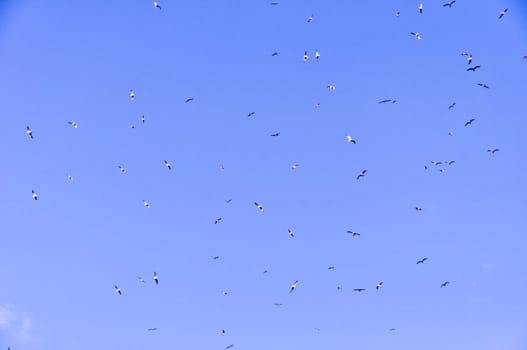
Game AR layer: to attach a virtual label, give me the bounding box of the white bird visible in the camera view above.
[141,115,145,124]
[154,1,162,10]
[376,281,383,290]
[315,49,320,62]
[67,175,74,182]
[221,290,228,295]
[307,14,314,23]
[118,165,127,174]
[153,271,159,285]
[418,3,423,14]
[114,285,122,295]
[67,121,78,128]
[31,190,38,200]
[143,200,151,208]
[327,85,336,91]
[290,280,299,293]
[164,160,172,170]
[410,32,422,40]
[395,11,400,17]
[346,135,356,144]
[303,51,309,62]
[254,202,264,212]
[288,229,294,237]
[26,126,33,139]
[130,90,135,101]
[291,163,299,170]
[498,8,508,19]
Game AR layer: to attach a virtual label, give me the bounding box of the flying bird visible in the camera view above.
[254,202,264,212]
[212,256,220,260]
[221,290,228,295]
[291,163,299,170]
[431,161,442,166]
[288,229,294,237]
[214,218,222,224]
[477,83,490,89]
[118,165,127,174]
[415,207,423,211]
[303,51,308,62]
[114,285,122,295]
[327,266,335,270]
[487,148,500,154]
[138,277,146,283]
[26,126,33,139]
[141,115,145,123]
[498,8,508,19]
[147,328,158,331]
[67,175,74,182]
[416,258,428,264]
[31,190,38,201]
[153,1,162,10]
[271,52,279,56]
[410,32,422,40]
[225,345,234,350]
[185,97,194,103]
[395,11,400,17]
[273,302,283,306]
[378,99,396,104]
[315,49,320,62]
[356,169,367,180]
[466,65,481,72]
[443,1,456,7]
[346,135,356,144]
[440,281,450,288]
[376,282,383,290]
[247,111,255,117]
[143,200,151,208]
[418,3,423,14]
[465,118,476,127]
[153,272,159,285]
[353,288,366,292]
[327,85,336,91]
[270,2,279,5]
[307,14,314,22]
[164,160,172,170]
[290,280,299,293]
[448,102,456,109]
[467,54,473,65]
[270,132,280,137]
[129,90,135,101]
[346,230,360,237]
[389,328,396,332]
[225,198,232,203]
[67,121,78,128]
[446,160,455,165]
[221,329,226,336]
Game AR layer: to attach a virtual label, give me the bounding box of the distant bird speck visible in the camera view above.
[376,282,383,290]
[440,281,450,288]
[443,1,456,7]
[31,190,38,201]
[114,285,122,295]
[153,271,159,285]
[356,169,367,180]
[185,97,194,103]
[153,1,162,10]
[26,126,33,139]
[143,200,151,209]
[416,257,428,264]
[498,8,508,19]
[129,90,135,101]
[254,202,264,212]
[67,121,78,128]
[487,148,500,154]
[465,118,476,127]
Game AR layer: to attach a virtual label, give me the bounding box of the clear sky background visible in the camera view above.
[1,0,526,349]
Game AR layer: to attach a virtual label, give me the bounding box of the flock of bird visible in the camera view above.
[12,1,524,349]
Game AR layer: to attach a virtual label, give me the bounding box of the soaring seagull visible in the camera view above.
[346,135,356,144]
[356,169,367,180]
[290,280,299,293]
[467,65,481,72]
[477,83,490,89]
[303,51,309,62]
[487,148,500,154]
[185,97,194,103]
[410,32,422,40]
[464,118,476,127]
[440,281,450,288]
[130,90,135,101]
[32,190,38,201]
[118,165,127,174]
[114,285,122,295]
[153,272,159,285]
[153,1,162,10]
[315,49,320,62]
[376,282,383,290]
[443,1,456,7]
[164,160,172,170]
[346,230,360,237]
[498,8,508,19]
[353,288,366,292]
[67,121,78,128]
[416,257,428,264]
[418,3,423,14]
[448,102,456,110]
[143,200,151,209]
[26,126,33,139]
[254,202,264,212]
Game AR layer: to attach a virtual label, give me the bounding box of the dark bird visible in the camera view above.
[153,1,162,10]
[498,8,508,19]
[523,55,527,60]
[273,302,283,306]
[147,328,158,331]
[410,32,422,40]
[467,54,473,65]
[466,65,481,72]
[440,281,450,288]
[143,200,151,209]
[212,256,220,260]
[291,163,299,170]
[247,111,255,117]
[395,11,400,17]
[376,282,383,290]
[226,345,234,350]
[225,198,232,203]
[185,97,194,103]
[477,83,490,89]
[141,115,145,124]
[415,207,423,211]
[327,266,335,270]
[164,160,172,170]
[129,89,135,101]
[431,161,442,166]
[443,1,456,7]
[315,49,320,62]
[270,132,280,137]
[307,14,314,22]
[487,148,500,154]
[67,121,78,128]
[465,118,476,127]
[346,230,360,237]
[378,99,395,104]
[221,329,226,336]
[353,288,366,292]
[270,2,279,5]
[26,126,33,139]
[254,202,264,212]
[356,169,367,180]
[31,190,38,201]
[418,3,423,13]
[303,51,308,62]
[118,165,127,174]
[446,160,456,166]
[153,272,159,285]
[389,328,396,332]
[288,229,294,237]
[114,285,122,295]
[346,135,356,144]
[290,280,299,293]
[448,102,456,110]
[271,52,279,56]
[214,218,222,224]
[416,258,428,264]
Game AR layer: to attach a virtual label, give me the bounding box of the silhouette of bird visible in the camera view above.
[448,102,456,109]
[129,90,135,101]
[415,207,423,211]
[271,52,279,56]
[346,230,360,237]
[185,97,194,103]
[498,8,508,19]
[270,132,280,137]
[307,14,314,22]
[26,126,33,139]
[147,328,158,331]
[416,258,428,264]
[395,11,400,17]
[487,148,500,154]
[389,328,396,331]
[118,165,127,174]
[346,135,356,144]
[440,281,450,288]
[327,85,336,91]
[225,345,234,349]
[418,3,423,14]
[288,229,294,237]
[378,99,396,104]
[212,256,220,260]
[353,288,366,292]
[315,49,320,62]
[467,54,473,65]
[356,169,367,180]
[303,51,309,62]
[143,200,151,209]
[214,218,222,224]
[465,118,476,127]
[446,160,456,166]
[141,115,145,124]
[467,65,481,72]
[443,1,456,7]
[247,112,255,117]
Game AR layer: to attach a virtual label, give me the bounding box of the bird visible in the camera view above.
[147,328,158,331]
[153,1,162,10]
[346,135,356,144]
[225,198,232,203]
[288,229,294,237]
[523,55,527,60]
[418,3,423,14]
[263,270,269,274]
[410,32,422,40]
[273,302,283,306]
[376,282,383,290]
[431,161,443,166]
[214,218,222,224]
[141,115,145,123]
[346,230,360,237]
[389,328,397,332]
[221,329,226,336]
[247,111,255,117]
[114,285,122,295]
[315,49,320,62]
[440,281,450,288]
[185,97,194,103]
[336,286,342,290]
[290,280,299,293]
[254,202,264,212]
[487,148,500,154]
[443,1,456,7]
[153,272,159,285]
[327,85,336,91]
[448,131,454,136]
[225,345,234,349]
[164,160,172,170]
[353,288,366,292]
[291,163,299,170]
[220,164,225,171]
[446,160,455,166]
[270,132,280,137]
[356,169,367,180]
[467,54,473,65]
[26,126,33,139]
[327,266,335,270]
[465,118,476,127]
[378,99,395,104]
[415,207,423,211]
[67,121,78,128]
[270,2,279,5]
[307,14,314,22]
[498,8,508,19]
[31,190,38,201]
[138,277,146,283]
[117,165,127,174]
[477,83,490,89]
[221,290,228,296]
[271,52,279,57]
[395,11,400,17]
[467,65,481,72]
[143,200,151,208]
[416,258,428,264]
[129,90,135,101]
[212,256,220,260]
[67,175,74,182]
[448,102,456,110]
[303,51,308,62]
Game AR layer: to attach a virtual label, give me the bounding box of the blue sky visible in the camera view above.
[1,0,526,349]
